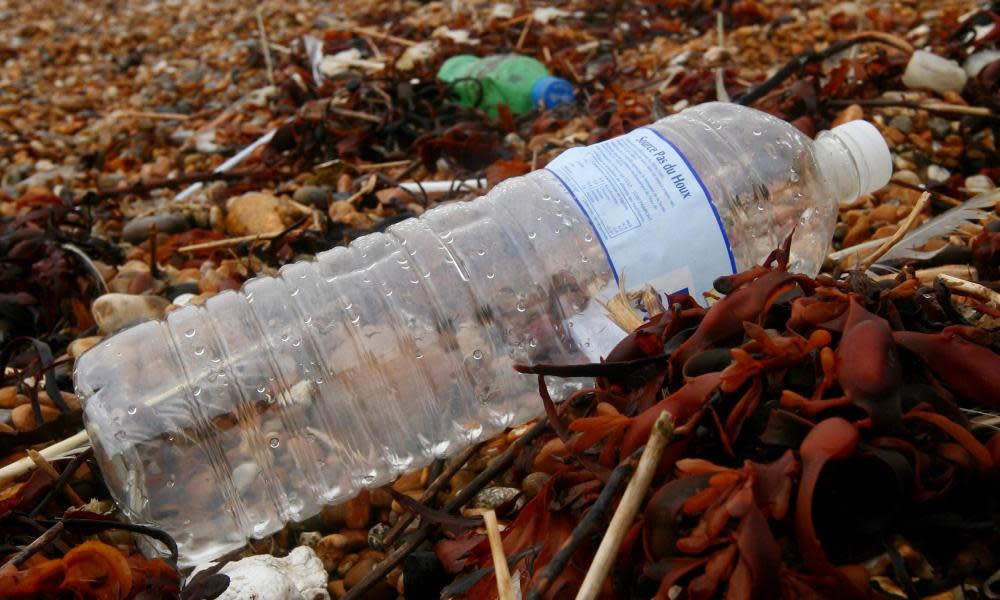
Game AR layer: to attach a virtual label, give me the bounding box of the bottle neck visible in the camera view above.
[813,132,863,205]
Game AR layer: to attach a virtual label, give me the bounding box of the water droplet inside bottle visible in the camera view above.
[384,290,392,297]
[415,352,423,359]
[166,477,175,488]
[472,349,483,360]
[192,386,202,397]
[194,346,205,356]
[486,272,495,279]
[476,249,486,256]
[290,288,300,296]
[184,328,196,338]
[280,333,289,342]
[584,233,593,242]
[351,315,361,325]
[752,129,762,136]
[528,338,537,348]
[127,406,137,415]
[303,316,312,325]
[257,385,266,394]
[527,232,536,240]
[789,172,800,183]
[269,437,280,448]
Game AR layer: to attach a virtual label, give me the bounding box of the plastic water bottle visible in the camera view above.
[437,54,575,117]
[74,102,891,565]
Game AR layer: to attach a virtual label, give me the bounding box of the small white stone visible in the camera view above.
[927,164,951,183]
[533,6,569,23]
[191,546,330,600]
[491,3,514,19]
[91,293,170,334]
[902,50,968,94]
[965,174,996,192]
[964,50,1000,78]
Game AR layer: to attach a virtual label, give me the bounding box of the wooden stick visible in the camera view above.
[484,510,517,600]
[0,521,65,572]
[937,273,1000,306]
[355,159,414,173]
[255,8,276,87]
[516,15,533,50]
[345,174,378,205]
[345,24,417,47]
[858,192,930,271]
[380,442,484,549]
[28,450,85,507]
[575,411,674,600]
[328,106,383,124]
[177,230,286,253]
[0,431,91,485]
[106,109,191,121]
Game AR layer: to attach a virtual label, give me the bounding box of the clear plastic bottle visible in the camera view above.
[74,102,891,565]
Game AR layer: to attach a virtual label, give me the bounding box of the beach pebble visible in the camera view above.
[902,50,968,94]
[91,293,170,334]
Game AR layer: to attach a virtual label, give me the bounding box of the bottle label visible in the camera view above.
[546,127,736,300]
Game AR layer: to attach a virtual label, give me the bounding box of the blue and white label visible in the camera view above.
[546,127,736,300]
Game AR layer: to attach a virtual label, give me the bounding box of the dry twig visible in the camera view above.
[858,192,930,270]
[484,510,517,600]
[575,411,674,600]
[255,8,275,87]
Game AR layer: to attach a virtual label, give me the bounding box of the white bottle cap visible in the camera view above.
[825,120,893,196]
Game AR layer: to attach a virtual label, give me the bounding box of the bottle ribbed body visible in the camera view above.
[74,103,851,566]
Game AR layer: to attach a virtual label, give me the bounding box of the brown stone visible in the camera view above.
[344,557,376,589]
[315,535,346,572]
[11,403,59,431]
[391,469,425,493]
[67,336,102,359]
[224,192,286,236]
[328,579,346,599]
[0,387,22,409]
[841,214,871,248]
[831,103,863,127]
[344,490,372,529]
[38,391,80,411]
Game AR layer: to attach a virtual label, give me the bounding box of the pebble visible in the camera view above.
[927,117,952,139]
[171,293,198,307]
[927,164,951,183]
[831,104,863,127]
[207,546,330,600]
[38,390,80,411]
[343,490,372,529]
[0,386,21,409]
[12,403,60,431]
[91,293,171,334]
[344,557,377,589]
[368,523,390,550]
[888,114,913,134]
[391,468,427,493]
[225,191,287,236]
[964,49,1000,78]
[470,486,520,510]
[965,174,995,192]
[315,535,346,572]
[121,213,190,244]
[521,472,551,497]
[68,336,102,359]
[298,531,322,548]
[108,263,159,295]
[893,169,922,187]
[293,185,331,207]
[902,50,968,94]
